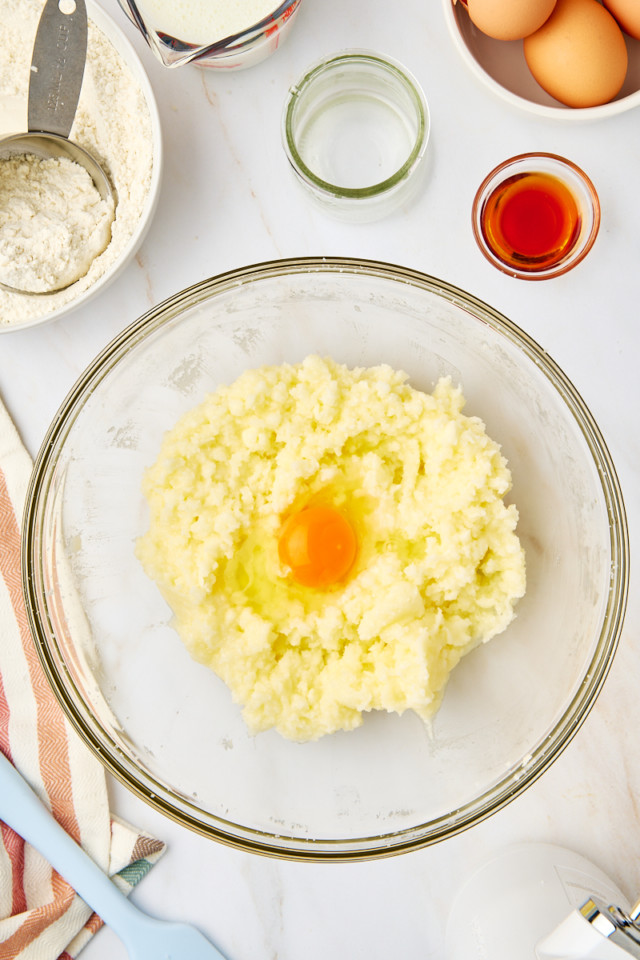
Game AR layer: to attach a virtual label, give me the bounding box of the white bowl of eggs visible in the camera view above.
[443,0,640,119]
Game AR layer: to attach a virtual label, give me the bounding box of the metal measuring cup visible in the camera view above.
[0,0,115,295]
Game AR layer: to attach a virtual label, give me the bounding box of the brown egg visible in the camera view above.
[603,0,640,41]
[467,0,557,40]
[524,0,628,107]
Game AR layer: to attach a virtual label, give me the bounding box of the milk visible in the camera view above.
[141,0,282,44]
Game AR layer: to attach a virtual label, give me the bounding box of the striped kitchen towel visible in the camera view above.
[0,394,166,960]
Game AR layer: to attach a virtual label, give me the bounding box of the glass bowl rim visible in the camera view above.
[282,50,430,200]
[21,256,629,861]
[471,152,601,281]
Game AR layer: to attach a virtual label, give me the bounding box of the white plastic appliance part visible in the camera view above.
[446,842,640,960]
[537,906,630,958]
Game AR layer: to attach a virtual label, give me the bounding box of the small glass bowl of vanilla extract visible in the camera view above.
[472,153,600,281]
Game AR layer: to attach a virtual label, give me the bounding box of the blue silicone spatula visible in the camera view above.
[0,750,228,960]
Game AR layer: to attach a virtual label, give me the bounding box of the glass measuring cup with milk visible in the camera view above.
[117,0,303,69]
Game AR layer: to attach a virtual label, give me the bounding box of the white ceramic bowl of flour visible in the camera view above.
[0,0,162,333]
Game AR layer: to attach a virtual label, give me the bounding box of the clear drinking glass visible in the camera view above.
[283,51,430,221]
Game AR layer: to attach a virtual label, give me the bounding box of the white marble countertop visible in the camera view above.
[1,1,640,957]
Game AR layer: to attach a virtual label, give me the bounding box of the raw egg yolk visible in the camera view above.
[278,504,357,588]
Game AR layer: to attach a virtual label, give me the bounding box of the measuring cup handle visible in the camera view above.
[28,0,88,139]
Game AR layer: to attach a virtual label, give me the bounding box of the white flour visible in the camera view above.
[0,153,114,293]
[140,0,281,44]
[0,0,154,326]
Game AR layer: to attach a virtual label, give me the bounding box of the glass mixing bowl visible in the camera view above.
[22,258,628,861]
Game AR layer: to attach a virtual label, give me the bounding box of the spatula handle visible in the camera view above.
[0,750,140,941]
